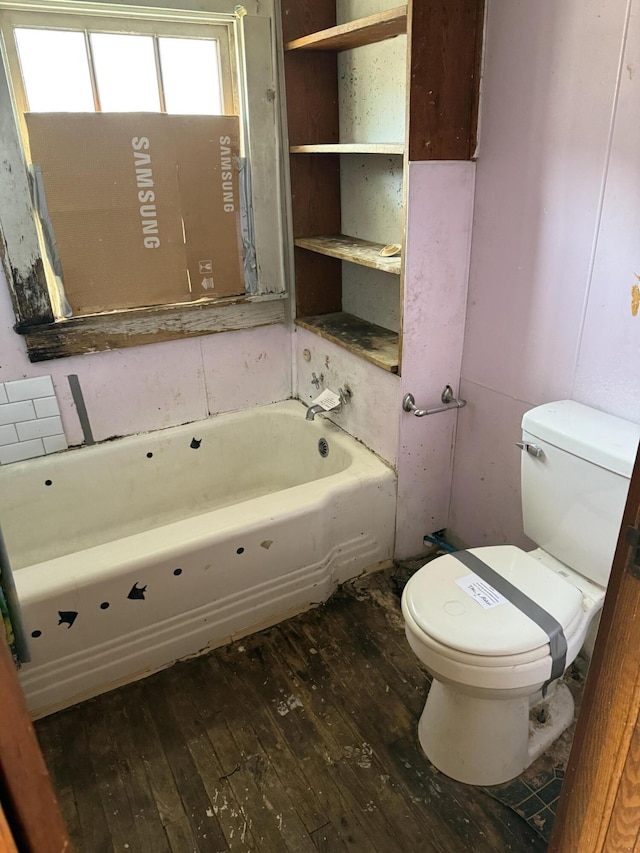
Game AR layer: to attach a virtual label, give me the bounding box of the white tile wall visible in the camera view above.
[43,434,68,454]
[5,375,54,402]
[0,439,45,464]
[0,401,36,425]
[0,424,18,445]
[0,376,68,465]
[16,416,64,441]
[34,396,61,419]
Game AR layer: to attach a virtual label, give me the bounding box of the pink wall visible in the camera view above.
[0,269,292,445]
[396,162,475,558]
[449,0,640,548]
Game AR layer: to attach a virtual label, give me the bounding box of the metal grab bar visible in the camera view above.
[402,385,467,417]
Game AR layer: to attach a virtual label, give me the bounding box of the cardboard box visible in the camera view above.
[25,112,245,315]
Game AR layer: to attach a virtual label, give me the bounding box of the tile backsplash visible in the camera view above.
[0,376,68,464]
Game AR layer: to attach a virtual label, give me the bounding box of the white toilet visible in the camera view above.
[402,400,640,786]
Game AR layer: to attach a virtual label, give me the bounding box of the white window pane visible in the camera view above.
[159,37,222,115]
[15,28,94,112]
[91,33,160,112]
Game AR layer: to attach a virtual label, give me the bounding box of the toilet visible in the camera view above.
[402,400,640,786]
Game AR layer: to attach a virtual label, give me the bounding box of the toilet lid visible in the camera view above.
[403,545,584,657]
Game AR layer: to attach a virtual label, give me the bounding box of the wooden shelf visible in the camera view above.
[290,143,404,155]
[296,312,399,373]
[285,6,408,53]
[295,235,401,274]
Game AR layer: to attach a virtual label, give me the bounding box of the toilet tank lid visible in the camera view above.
[523,401,640,478]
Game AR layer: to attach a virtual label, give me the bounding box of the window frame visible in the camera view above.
[4,13,238,136]
[0,0,288,362]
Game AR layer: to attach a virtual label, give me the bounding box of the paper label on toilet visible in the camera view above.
[310,389,341,411]
[455,574,508,609]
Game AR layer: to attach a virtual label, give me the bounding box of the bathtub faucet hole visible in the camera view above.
[318,438,329,458]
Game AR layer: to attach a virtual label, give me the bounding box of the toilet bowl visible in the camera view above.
[402,545,603,785]
[401,400,640,786]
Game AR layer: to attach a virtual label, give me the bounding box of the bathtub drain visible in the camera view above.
[318,438,329,458]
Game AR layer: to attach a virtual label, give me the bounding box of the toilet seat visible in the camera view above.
[403,545,584,660]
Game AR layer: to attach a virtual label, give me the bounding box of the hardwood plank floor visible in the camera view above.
[35,572,547,852]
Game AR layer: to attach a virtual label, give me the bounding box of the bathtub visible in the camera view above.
[1,400,396,717]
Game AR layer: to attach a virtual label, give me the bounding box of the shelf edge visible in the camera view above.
[285,6,408,53]
[295,235,401,274]
[290,143,405,155]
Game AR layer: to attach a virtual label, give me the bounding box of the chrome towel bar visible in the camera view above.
[402,385,467,417]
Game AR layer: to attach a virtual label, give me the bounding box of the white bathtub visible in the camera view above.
[1,400,396,717]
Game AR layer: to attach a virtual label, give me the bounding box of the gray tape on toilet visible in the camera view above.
[451,550,568,683]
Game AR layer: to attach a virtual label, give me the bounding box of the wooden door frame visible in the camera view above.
[549,446,640,851]
[0,631,70,853]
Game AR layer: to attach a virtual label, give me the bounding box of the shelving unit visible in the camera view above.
[281,1,484,374]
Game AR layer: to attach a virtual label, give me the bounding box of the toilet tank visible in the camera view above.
[521,401,640,587]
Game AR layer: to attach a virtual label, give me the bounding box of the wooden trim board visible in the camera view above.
[0,637,70,853]
[407,0,485,160]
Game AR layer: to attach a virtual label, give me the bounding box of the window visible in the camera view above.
[0,0,287,361]
[9,21,234,118]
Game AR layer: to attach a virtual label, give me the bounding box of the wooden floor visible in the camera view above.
[35,572,547,853]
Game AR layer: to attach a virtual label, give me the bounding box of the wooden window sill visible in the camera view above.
[17,293,287,362]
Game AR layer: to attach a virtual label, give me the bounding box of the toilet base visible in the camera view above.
[418,678,575,786]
